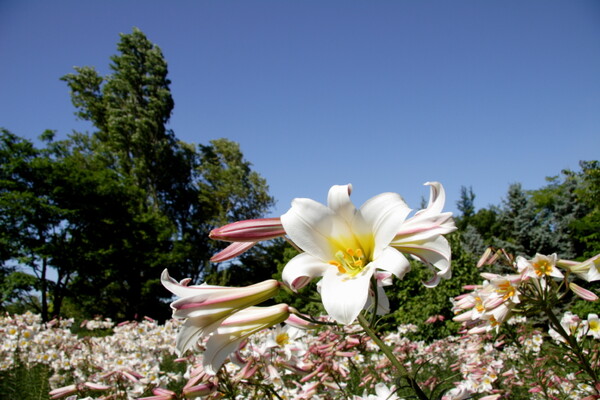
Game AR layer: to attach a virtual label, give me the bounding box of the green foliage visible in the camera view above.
[0,357,51,400]
[0,271,36,310]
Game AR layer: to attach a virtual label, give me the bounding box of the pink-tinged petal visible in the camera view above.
[394,182,456,242]
[422,270,442,288]
[161,269,224,298]
[370,246,411,279]
[320,265,375,325]
[358,192,411,257]
[209,218,285,242]
[421,181,445,214]
[281,197,349,261]
[570,282,599,302]
[327,184,356,222]
[202,305,290,375]
[211,241,256,262]
[183,382,217,397]
[176,317,219,355]
[281,253,329,290]
[170,279,280,318]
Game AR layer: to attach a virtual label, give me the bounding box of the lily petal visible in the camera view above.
[327,184,356,222]
[359,192,411,258]
[394,182,456,242]
[320,265,375,325]
[370,246,411,279]
[391,235,452,284]
[281,198,350,261]
[281,253,329,290]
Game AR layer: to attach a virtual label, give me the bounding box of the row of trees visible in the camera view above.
[1,28,598,329]
[1,29,273,321]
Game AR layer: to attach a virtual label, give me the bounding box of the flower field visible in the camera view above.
[1,309,598,400]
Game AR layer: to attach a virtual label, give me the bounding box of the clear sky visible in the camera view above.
[1,1,599,217]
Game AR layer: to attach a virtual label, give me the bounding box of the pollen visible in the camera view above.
[329,248,367,276]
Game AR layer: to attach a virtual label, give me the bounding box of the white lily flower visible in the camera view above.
[280,184,414,325]
[517,253,564,279]
[161,270,280,354]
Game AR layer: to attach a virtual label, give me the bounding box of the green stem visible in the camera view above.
[357,313,429,400]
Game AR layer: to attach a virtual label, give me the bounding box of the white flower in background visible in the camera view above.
[587,313,600,339]
[265,324,306,359]
[517,253,563,279]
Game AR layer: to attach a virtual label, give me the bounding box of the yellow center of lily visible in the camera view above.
[329,248,366,277]
[533,260,553,276]
[590,319,600,333]
[276,332,290,346]
[496,280,516,300]
[475,296,485,312]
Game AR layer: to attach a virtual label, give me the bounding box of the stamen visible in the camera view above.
[533,260,553,276]
[329,248,367,276]
[496,281,516,300]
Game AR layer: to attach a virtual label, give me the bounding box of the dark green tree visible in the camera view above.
[0,129,69,320]
[62,28,183,207]
[570,161,600,258]
[455,185,476,230]
[57,29,274,315]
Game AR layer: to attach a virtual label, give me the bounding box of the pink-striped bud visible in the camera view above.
[210,218,285,242]
[570,282,599,302]
[211,241,256,262]
[138,387,176,400]
[83,382,111,391]
[49,385,77,399]
[183,382,217,398]
[284,311,318,329]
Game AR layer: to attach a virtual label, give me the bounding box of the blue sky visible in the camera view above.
[1,1,599,218]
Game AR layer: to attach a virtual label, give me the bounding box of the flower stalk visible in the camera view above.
[357,313,429,400]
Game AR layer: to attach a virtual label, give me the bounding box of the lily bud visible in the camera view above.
[203,304,291,375]
[210,241,256,262]
[209,217,285,242]
[570,282,599,302]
